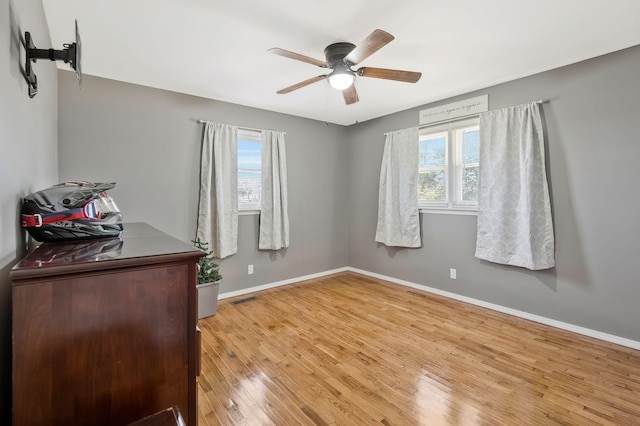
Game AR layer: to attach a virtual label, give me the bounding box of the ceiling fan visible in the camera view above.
[269,29,421,105]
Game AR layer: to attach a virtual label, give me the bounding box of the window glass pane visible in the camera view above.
[418,132,448,203]
[238,139,261,209]
[419,171,446,201]
[460,127,479,202]
[462,166,479,201]
[419,135,447,168]
[462,129,479,164]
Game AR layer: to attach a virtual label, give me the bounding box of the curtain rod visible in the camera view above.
[195,119,285,135]
[384,99,549,135]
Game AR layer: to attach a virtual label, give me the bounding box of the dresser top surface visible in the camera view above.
[11,222,203,280]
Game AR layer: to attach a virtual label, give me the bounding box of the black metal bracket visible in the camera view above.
[23,31,78,98]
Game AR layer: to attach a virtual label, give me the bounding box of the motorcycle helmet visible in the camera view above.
[21,181,123,242]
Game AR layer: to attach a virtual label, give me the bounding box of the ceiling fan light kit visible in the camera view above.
[328,63,355,90]
[269,29,421,105]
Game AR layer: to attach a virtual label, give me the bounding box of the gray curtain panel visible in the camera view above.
[375,127,421,248]
[475,102,555,270]
[259,130,290,250]
[196,122,239,258]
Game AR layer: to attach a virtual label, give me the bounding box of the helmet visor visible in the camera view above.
[84,193,121,223]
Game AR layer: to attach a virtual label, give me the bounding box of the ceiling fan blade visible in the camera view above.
[344,29,394,65]
[342,84,359,105]
[357,67,422,83]
[268,48,327,67]
[277,75,326,94]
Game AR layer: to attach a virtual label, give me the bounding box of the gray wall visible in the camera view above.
[347,45,640,342]
[57,72,350,293]
[57,45,640,344]
[0,0,59,415]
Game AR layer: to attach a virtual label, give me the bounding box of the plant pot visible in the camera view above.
[197,281,220,319]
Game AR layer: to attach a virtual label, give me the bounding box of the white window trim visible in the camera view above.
[418,116,480,213]
[419,207,478,216]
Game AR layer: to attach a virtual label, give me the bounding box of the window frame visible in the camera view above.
[237,128,262,213]
[418,116,480,214]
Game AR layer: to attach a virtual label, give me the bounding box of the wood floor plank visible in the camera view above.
[197,272,640,425]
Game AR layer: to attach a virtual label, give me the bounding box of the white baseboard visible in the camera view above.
[217,266,640,351]
[218,267,349,300]
[348,267,640,351]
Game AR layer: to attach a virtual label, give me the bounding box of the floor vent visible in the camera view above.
[231,296,257,305]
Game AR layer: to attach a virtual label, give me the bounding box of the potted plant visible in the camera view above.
[193,238,222,319]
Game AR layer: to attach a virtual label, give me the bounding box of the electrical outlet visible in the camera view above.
[450,268,457,279]
[248,264,254,275]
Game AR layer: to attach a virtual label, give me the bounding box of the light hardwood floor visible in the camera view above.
[196,272,640,425]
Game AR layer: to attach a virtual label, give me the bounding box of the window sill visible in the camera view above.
[419,208,477,216]
[239,210,260,216]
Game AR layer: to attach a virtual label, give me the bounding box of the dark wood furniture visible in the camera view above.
[11,223,203,426]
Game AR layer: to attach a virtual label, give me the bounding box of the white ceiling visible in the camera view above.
[42,0,640,126]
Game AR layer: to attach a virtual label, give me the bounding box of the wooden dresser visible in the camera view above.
[11,223,203,426]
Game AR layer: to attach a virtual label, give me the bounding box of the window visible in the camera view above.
[418,117,479,211]
[237,129,262,211]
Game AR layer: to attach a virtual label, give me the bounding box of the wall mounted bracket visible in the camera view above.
[23,20,82,98]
